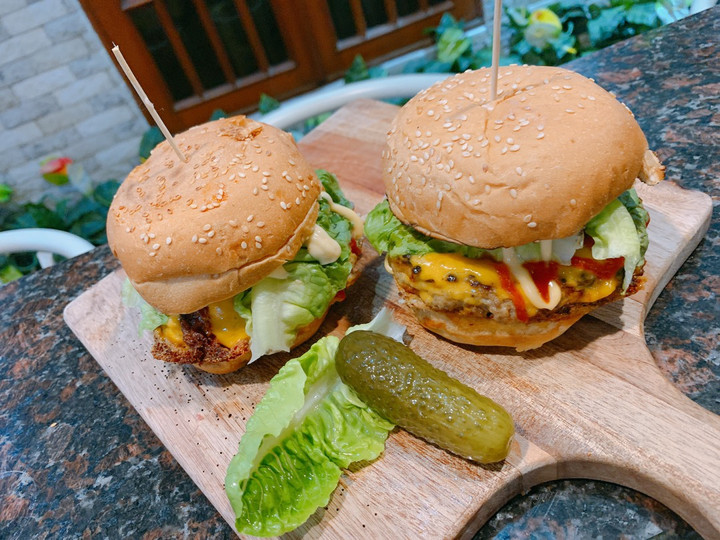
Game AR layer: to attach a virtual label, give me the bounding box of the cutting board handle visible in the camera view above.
[554,378,720,538]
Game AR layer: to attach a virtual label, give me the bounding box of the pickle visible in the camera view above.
[336,331,514,463]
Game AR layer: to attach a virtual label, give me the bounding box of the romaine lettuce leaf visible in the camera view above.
[234,170,356,361]
[240,262,341,362]
[225,309,401,536]
[618,188,650,259]
[585,198,641,290]
[121,279,168,334]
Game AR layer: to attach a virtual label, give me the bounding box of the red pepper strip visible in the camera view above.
[523,261,559,303]
[495,262,529,322]
[571,256,625,280]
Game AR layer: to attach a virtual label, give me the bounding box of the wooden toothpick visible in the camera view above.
[111,45,186,162]
[490,0,502,101]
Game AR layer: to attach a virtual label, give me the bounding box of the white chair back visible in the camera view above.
[0,228,94,269]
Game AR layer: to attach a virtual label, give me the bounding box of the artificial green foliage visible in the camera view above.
[0,184,12,203]
[507,0,690,66]
[139,126,165,162]
[258,93,281,114]
[0,179,120,283]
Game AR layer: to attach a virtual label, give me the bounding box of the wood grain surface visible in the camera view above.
[65,100,719,539]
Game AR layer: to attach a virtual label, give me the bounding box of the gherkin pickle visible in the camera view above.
[336,331,514,464]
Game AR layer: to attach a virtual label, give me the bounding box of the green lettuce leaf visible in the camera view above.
[121,279,169,334]
[317,169,353,208]
[585,198,642,291]
[234,170,356,361]
[225,309,400,536]
[241,262,342,362]
[618,188,650,260]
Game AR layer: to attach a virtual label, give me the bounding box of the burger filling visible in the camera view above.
[365,189,649,323]
[123,170,362,365]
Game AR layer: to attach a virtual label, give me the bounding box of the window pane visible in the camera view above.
[247,0,289,66]
[205,0,258,77]
[362,0,387,28]
[167,0,226,90]
[396,0,420,17]
[328,0,357,39]
[129,4,193,101]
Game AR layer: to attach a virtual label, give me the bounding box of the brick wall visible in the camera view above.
[0,0,148,202]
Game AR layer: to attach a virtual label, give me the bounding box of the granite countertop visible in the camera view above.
[1,7,718,539]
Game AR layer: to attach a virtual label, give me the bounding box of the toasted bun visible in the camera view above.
[107,115,321,314]
[384,66,649,248]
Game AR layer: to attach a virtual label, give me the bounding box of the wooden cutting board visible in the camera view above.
[65,100,719,539]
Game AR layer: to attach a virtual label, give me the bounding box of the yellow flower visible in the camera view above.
[524,8,563,49]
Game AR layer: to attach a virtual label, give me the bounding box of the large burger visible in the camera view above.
[364,66,663,350]
[108,115,362,373]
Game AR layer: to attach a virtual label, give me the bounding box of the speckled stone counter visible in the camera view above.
[1,8,718,539]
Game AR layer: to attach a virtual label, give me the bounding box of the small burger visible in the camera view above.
[108,115,363,373]
[364,66,664,351]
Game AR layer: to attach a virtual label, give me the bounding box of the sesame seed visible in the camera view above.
[427,109,434,116]
[468,175,475,184]
[480,139,489,147]
[149,252,156,257]
[191,235,198,243]
[208,231,215,238]
[501,147,508,155]
[216,248,222,255]
[528,222,537,228]
[152,243,160,250]
[257,221,265,228]
[566,109,575,114]
[148,233,156,239]
[241,241,248,249]
[524,214,532,222]
[166,237,172,245]
[507,137,514,144]
[553,95,560,102]
[255,242,262,249]
[537,132,545,139]
[485,185,491,194]
[262,171,271,177]
[494,135,501,142]
[570,199,577,206]
[280,201,288,209]
[261,185,269,191]
[252,187,258,195]
[516,167,523,176]
[510,189,518,198]
[588,96,596,101]
[563,85,572,90]
[203,224,211,231]
[509,144,521,152]
[198,237,207,244]
[252,165,259,172]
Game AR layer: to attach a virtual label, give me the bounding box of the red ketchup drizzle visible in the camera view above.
[494,262,529,322]
[349,238,362,256]
[333,289,347,302]
[570,256,625,279]
[523,261,559,303]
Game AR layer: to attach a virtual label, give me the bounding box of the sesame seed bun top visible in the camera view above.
[107,115,321,314]
[383,65,649,248]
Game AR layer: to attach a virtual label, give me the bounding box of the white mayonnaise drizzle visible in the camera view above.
[305,224,341,265]
[540,239,553,262]
[502,248,562,310]
[319,192,364,238]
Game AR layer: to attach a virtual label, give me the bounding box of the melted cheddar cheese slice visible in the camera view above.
[158,297,248,349]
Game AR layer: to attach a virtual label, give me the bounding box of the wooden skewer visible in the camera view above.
[111,45,186,162]
[490,0,502,101]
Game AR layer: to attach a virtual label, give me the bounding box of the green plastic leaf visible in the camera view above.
[0,183,12,203]
[626,2,659,26]
[437,27,472,63]
[139,126,164,162]
[92,180,120,208]
[209,108,227,120]
[122,279,169,334]
[0,264,23,283]
[344,54,370,83]
[258,93,281,114]
[225,312,398,536]
[585,198,642,290]
[588,6,625,45]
